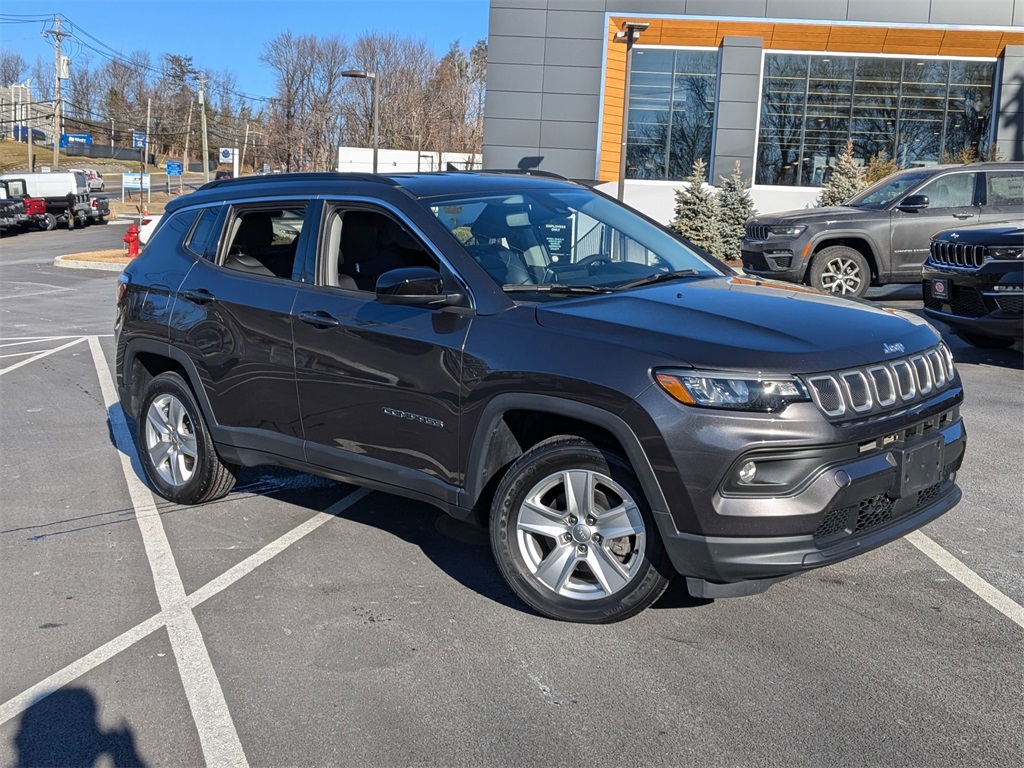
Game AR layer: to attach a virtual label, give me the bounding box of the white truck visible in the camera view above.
[0,171,89,230]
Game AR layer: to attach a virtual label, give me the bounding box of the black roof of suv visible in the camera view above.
[116,171,967,622]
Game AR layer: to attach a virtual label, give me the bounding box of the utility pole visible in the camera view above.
[240,122,250,174]
[45,15,70,170]
[198,75,210,183]
[144,97,152,206]
[25,79,32,171]
[182,99,193,194]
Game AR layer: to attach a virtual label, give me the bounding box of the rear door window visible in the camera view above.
[219,205,308,281]
[984,172,1024,207]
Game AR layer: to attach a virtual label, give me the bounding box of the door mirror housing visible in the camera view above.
[376,267,464,307]
[897,194,930,212]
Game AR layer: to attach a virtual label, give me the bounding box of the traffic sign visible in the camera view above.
[132,130,147,149]
[166,161,183,176]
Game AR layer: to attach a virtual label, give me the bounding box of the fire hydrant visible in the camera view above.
[124,223,140,258]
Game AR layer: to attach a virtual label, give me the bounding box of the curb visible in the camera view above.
[54,254,129,272]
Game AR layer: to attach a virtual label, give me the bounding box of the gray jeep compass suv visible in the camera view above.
[115,171,966,622]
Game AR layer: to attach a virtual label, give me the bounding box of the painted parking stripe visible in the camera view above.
[87,336,249,766]
[906,530,1024,630]
[0,337,86,377]
[0,485,370,729]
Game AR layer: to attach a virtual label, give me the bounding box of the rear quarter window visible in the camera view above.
[186,207,224,259]
[986,173,1024,207]
[150,209,199,251]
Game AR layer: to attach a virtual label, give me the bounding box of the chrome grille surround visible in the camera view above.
[929,241,987,270]
[804,345,955,421]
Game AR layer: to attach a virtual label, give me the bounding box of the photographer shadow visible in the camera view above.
[13,688,146,768]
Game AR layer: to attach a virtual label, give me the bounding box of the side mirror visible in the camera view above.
[376,267,464,307]
[897,194,930,212]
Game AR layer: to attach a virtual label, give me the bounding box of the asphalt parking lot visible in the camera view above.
[1,223,1021,766]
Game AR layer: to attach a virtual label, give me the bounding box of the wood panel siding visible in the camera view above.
[598,17,1024,181]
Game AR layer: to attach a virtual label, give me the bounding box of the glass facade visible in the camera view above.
[625,48,718,181]
[756,53,997,186]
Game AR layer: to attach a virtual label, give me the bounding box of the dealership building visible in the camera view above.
[483,0,1024,218]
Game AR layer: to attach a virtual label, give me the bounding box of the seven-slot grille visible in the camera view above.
[745,224,771,241]
[929,241,987,269]
[804,344,955,420]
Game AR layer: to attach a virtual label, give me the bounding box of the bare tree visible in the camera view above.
[0,50,28,86]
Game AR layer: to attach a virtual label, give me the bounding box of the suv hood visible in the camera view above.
[932,221,1024,247]
[750,206,868,225]
[535,276,940,374]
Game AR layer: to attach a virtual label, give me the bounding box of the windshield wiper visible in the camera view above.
[502,283,614,295]
[613,270,703,290]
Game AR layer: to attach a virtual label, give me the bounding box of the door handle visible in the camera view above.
[298,310,340,329]
[952,212,975,220]
[182,288,215,303]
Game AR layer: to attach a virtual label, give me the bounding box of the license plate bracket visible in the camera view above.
[931,278,950,301]
[892,437,944,498]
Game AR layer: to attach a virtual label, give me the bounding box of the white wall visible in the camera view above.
[337,147,482,174]
[595,180,823,225]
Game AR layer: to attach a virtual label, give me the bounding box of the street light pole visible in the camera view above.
[343,70,379,173]
[614,21,649,202]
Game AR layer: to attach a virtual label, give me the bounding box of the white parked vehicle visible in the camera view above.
[138,214,163,246]
[0,171,89,230]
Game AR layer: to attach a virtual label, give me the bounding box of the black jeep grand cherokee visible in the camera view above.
[115,172,966,623]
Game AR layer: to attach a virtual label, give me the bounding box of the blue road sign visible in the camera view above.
[166,161,183,176]
[132,130,147,149]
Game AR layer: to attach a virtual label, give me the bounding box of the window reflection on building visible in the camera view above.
[625,48,718,182]
[756,53,995,186]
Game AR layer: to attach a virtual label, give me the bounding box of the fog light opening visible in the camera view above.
[738,461,757,484]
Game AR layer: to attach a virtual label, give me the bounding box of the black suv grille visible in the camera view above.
[814,462,956,542]
[804,344,955,420]
[923,282,990,318]
[995,295,1024,315]
[746,224,770,241]
[929,242,986,270]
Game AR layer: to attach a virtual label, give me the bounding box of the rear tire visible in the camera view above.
[959,332,1015,349]
[489,435,672,623]
[137,372,239,504]
[810,246,870,298]
[39,213,57,231]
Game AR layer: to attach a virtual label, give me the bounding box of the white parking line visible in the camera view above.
[0,337,87,377]
[87,336,248,766]
[906,530,1024,630]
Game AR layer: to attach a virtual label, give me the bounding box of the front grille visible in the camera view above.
[746,224,770,241]
[804,344,955,421]
[814,462,956,542]
[929,241,987,269]
[995,295,1024,315]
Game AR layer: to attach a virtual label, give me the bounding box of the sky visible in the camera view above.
[1,0,490,100]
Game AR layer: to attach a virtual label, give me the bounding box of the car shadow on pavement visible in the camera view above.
[12,687,147,767]
[108,407,719,619]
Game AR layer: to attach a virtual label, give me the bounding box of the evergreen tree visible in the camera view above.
[671,158,721,259]
[717,161,756,260]
[818,139,865,206]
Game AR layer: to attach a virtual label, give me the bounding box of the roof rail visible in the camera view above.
[198,171,401,191]
[475,168,568,180]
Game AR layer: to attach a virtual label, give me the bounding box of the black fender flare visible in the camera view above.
[121,337,219,431]
[463,393,670,517]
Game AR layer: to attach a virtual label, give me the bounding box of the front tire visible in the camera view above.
[137,372,238,504]
[810,246,870,297]
[490,436,672,623]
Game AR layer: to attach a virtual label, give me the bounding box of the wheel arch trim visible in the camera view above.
[464,393,670,517]
[121,338,220,431]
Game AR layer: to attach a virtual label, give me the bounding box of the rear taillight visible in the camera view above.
[91,199,98,209]
[116,274,130,303]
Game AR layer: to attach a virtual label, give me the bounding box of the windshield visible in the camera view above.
[846,170,935,209]
[421,186,724,294]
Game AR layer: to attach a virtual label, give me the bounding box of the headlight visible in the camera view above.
[654,371,810,412]
[987,246,1024,260]
[767,225,807,237]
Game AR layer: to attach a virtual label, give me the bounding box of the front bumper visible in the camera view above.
[922,261,1023,340]
[633,382,967,593]
[740,234,812,283]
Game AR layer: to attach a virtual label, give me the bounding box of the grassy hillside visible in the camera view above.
[0,139,136,174]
